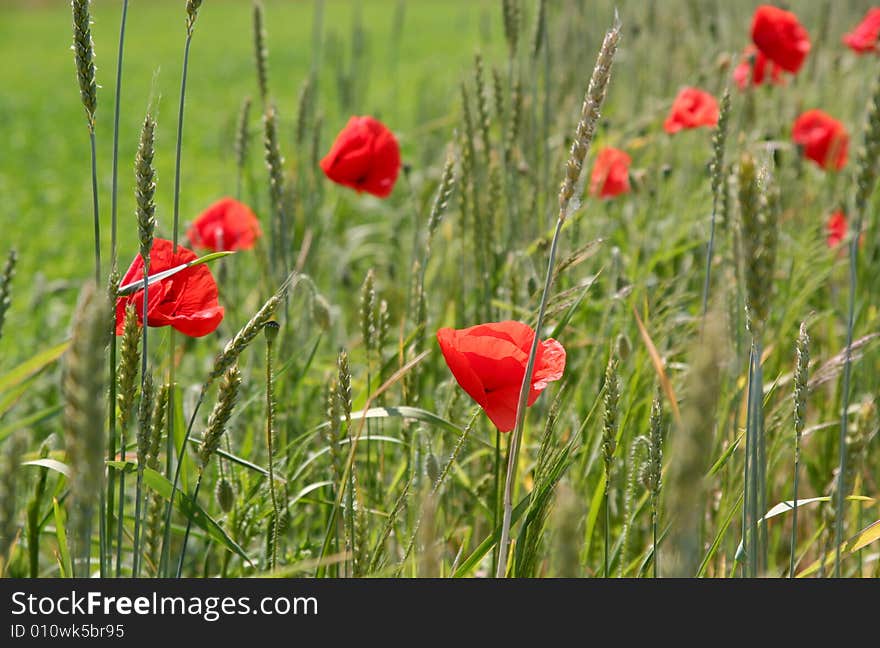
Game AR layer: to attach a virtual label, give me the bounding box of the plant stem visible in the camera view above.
[835,226,859,578]
[604,481,610,578]
[789,430,801,578]
[652,500,658,578]
[111,0,128,272]
[159,387,205,576]
[88,129,101,286]
[115,432,126,577]
[131,469,144,577]
[496,216,563,578]
[701,203,718,320]
[173,33,193,253]
[755,338,767,574]
[175,471,204,578]
[266,333,280,572]
[492,428,501,575]
[742,342,754,578]
[161,13,194,577]
[105,0,128,580]
[131,263,149,578]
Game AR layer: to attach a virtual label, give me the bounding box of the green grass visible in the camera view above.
[1,0,879,579]
[0,0,500,347]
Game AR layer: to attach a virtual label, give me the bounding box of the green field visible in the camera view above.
[1,0,879,579]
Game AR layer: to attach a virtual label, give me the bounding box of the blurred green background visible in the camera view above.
[0,0,500,338]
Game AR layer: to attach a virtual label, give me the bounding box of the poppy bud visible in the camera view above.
[215,478,236,513]
[264,319,280,344]
[425,452,440,486]
[312,294,332,332]
[616,333,632,361]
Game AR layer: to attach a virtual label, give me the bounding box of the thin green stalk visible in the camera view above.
[162,3,198,576]
[492,428,501,574]
[496,217,563,578]
[131,470,144,577]
[835,232,858,577]
[131,266,150,577]
[702,88,730,319]
[115,425,126,576]
[105,1,128,579]
[89,130,100,285]
[743,338,765,577]
[175,472,204,578]
[265,322,280,572]
[791,322,809,578]
[789,441,801,577]
[159,336,177,576]
[652,501,658,578]
[742,343,754,578]
[159,388,205,576]
[755,339,767,573]
[604,484,610,578]
[496,14,620,578]
[111,0,128,271]
[98,470,106,577]
[173,33,193,251]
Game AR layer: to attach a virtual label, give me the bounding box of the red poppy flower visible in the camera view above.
[663,87,719,134]
[827,210,848,247]
[187,197,262,252]
[792,110,849,171]
[436,321,566,432]
[115,238,224,338]
[589,147,631,198]
[733,44,785,90]
[843,8,880,54]
[320,116,401,198]
[826,210,865,249]
[751,5,810,74]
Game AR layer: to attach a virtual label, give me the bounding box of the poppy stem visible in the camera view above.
[131,261,150,578]
[835,216,860,577]
[496,216,563,578]
[105,0,128,578]
[492,428,501,574]
[266,328,280,573]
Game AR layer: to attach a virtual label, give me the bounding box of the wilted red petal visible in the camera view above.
[320,116,401,198]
